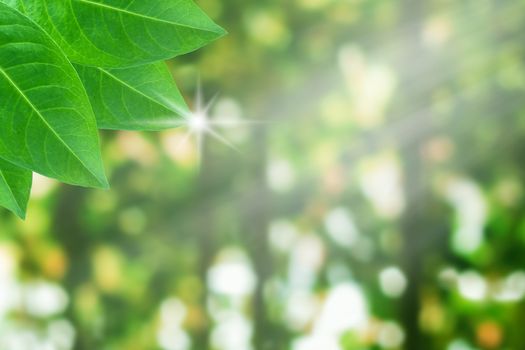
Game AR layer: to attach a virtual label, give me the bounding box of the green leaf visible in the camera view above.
[0,3,108,188]
[75,62,189,131]
[0,158,32,219]
[16,0,226,68]
[0,0,20,8]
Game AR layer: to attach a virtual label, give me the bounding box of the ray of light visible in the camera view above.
[156,79,271,165]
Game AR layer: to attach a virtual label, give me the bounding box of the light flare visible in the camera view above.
[159,80,268,165]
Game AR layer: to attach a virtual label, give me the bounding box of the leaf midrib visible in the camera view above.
[73,0,223,33]
[98,67,186,115]
[0,66,100,184]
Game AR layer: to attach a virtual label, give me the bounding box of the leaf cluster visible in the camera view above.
[0,0,225,218]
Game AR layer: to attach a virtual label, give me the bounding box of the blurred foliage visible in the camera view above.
[2,0,525,349]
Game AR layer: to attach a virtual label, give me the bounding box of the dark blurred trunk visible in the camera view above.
[52,186,97,350]
[242,126,275,350]
[397,1,432,349]
[194,138,216,350]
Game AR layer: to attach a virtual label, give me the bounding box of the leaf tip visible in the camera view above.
[96,175,110,190]
[1,203,27,220]
[15,210,26,220]
[216,25,228,37]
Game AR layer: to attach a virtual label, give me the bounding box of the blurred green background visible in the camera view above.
[2,0,525,349]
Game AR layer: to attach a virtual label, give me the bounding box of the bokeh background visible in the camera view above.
[2,0,525,349]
